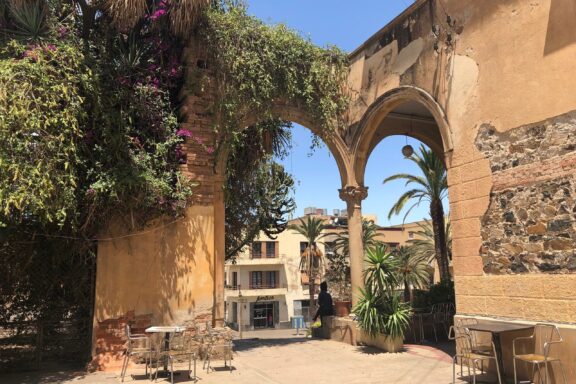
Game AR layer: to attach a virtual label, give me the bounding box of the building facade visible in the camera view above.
[224,213,431,330]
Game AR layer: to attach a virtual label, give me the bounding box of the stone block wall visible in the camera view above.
[476,110,576,274]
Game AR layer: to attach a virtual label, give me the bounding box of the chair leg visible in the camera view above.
[170,357,174,384]
[544,361,549,384]
[558,360,568,384]
[494,358,502,384]
[513,357,518,384]
[120,352,129,382]
[452,356,457,384]
[537,363,544,384]
[472,359,477,384]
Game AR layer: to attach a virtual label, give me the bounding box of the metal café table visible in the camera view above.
[466,322,534,382]
[145,325,187,375]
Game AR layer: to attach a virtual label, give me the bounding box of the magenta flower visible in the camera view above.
[176,129,193,137]
[58,26,68,38]
[206,146,215,154]
[148,64,158,71]
[44,44,57,52]
[150,9,167,21]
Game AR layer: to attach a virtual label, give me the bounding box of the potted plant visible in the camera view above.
[353,244,411,352]
[325,250,352,316]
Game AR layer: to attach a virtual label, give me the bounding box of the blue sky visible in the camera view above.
[247,1,444,227]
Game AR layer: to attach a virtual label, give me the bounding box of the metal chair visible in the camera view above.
[154,332,198,383]
[513,323,567,384]
[455,318,494,356]
[120,324,153,382]
[450,326,502,384]
[202,327,234,373]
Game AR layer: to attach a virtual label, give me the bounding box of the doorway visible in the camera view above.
[253,302,275,329]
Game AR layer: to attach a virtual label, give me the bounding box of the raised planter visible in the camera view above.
[334,301,352,317]
[357,330,403,352]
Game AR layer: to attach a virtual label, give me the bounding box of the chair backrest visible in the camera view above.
[534,323,563,357]
[169,333,195,352]
[454,332,473,356]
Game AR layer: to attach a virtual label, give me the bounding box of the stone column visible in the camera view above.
[213,176,226,326]
[339,185,368,307]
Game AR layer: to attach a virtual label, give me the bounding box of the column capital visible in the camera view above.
[338,185,368,206]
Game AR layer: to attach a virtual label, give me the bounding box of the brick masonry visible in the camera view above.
[475,110,576,274]
[90,310,213,371]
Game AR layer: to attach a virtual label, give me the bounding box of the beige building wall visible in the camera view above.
[225,216,326,329]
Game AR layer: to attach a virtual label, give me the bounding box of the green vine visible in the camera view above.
[201,4,349,141]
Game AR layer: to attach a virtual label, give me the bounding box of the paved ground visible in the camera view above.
[1,329,497,384]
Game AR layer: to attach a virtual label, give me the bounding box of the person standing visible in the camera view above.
[313,281,334,326]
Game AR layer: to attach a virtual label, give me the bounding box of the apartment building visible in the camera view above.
[224,210,431,330]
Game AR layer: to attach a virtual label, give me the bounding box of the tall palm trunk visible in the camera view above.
[309,269,316,320]
[403,280,411,303]
[430,198,450,282]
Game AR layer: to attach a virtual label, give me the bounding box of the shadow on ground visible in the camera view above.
[0,369,88,384]
[233,336,312,352]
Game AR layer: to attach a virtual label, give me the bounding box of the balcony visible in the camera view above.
[230,254,287,266]
[225,284,288,297]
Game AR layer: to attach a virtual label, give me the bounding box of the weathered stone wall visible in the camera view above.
[476,111,576,274]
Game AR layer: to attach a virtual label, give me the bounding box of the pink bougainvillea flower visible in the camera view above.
[206,146,215,154]
[44,44,57,52]
[148,63,158,71]
[176,129,193,137]
[58,26,68,38]
[150,9,167,21]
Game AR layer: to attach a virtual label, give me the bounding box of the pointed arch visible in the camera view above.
[351,86,453,186]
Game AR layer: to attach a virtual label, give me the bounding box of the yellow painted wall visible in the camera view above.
[94,204,215,329]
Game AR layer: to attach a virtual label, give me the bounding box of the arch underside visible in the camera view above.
[215,101,354,189]
[351,86,453,186]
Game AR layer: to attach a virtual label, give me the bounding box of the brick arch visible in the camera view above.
[214,101,354,188]
[350,86,454,186]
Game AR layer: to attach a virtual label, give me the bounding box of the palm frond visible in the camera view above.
[105,0,147,31]
[170,0,209,36]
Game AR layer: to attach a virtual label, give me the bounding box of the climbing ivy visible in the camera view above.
[201,4,349,142]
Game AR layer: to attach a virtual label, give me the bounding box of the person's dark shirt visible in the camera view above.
[317,290,334,316]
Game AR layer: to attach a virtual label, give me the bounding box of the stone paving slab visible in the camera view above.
[1,330,491,384]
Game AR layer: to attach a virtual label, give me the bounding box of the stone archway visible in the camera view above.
[351,86,453,186]
[210,101,354,325]
[343,86,454,302]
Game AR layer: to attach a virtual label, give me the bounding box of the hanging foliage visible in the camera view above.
[201,3,349,144]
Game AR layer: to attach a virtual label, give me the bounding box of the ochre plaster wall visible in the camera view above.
[92,205,215,370]
[346,0,576,326]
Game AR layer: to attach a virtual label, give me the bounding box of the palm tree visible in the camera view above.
[383,144,450,282]
[393,246,430,303]
[103,0,209,35]
[407,219,452,265]
[363,243,398,293]
[332,218,380,257]
[288,216,327,319]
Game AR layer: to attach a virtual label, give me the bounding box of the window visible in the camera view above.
[266,271,278,288]
[266,242,277,258]
[408,231,414,239]
[300,242,309,254]
[325,241,336,256]
[386,242,399,251]
[232,271,238,289]
[251,271,263,288]
[252,242,262,258]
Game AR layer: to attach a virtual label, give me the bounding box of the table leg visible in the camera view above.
[164,333,170,372]
[493,333,506,382]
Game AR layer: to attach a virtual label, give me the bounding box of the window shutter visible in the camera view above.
[275,242,279,258]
